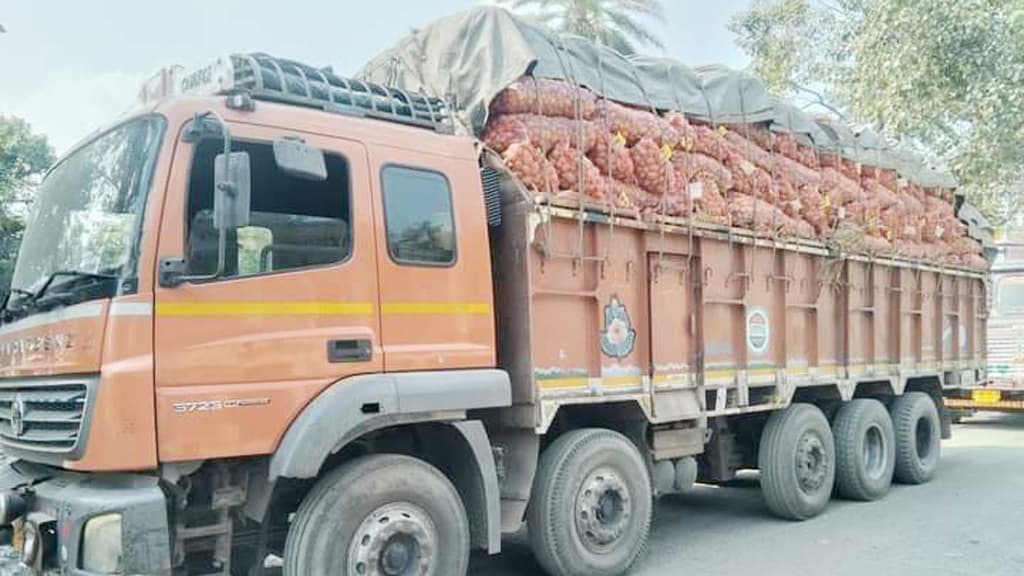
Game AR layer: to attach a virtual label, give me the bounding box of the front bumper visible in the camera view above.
[0,459,170,575]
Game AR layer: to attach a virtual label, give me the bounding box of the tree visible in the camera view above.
[0,116,55,291]
[730,0,1024,224]
[500,0,666,54]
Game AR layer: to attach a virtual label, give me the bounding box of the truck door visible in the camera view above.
[153,121,381,461]
[367,145,495,371]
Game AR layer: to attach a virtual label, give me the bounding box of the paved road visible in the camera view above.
[470,412,1024,576]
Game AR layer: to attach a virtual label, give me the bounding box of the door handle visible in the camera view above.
[327,339,372,363]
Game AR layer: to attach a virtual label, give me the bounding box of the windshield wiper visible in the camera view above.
[0,288,36,323]
[31,270,118,305]
[0,270,119,323]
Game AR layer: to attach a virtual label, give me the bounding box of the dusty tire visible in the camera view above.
[833,399,896,501]
[283,454,469,576]
[891,392,941,484]
[758,403,835,520]
[527,428,652,576]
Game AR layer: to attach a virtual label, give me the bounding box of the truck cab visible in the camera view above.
[0,54,510,575]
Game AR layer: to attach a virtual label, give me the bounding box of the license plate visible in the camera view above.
[972,389,1002,404]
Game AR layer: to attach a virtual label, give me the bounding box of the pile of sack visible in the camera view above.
[481,77,986,270]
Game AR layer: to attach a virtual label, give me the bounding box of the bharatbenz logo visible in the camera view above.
[0,334,74,367]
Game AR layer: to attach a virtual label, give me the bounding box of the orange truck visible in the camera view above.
[0,32,987,576]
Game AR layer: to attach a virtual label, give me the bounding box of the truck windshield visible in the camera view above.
[9,116,164,302]
[996,276,1024,315]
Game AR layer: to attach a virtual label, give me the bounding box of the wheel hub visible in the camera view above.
[795,433,828,493]
[863,424,887,479]
[575,467,632,552]
[348,502,436,576]
[915,418,933,460]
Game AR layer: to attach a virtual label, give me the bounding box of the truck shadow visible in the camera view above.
[955,411,1024,428]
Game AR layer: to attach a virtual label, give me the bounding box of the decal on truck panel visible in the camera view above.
[600,296,636,359]
[172,397,271,414]
[746,308,770,355]
[0,333,75,368]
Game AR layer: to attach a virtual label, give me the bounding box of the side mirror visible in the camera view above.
[273,138,327,181]
[213,151,251,230]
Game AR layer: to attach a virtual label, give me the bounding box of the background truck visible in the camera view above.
[0,8,987,576]
[946,228,1024,414]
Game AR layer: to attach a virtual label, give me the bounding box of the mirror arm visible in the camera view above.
[185,110,232,284]
[163,110,251,288]
[162,227,230,287]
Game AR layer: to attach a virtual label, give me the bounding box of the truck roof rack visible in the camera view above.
[139,53,453,133]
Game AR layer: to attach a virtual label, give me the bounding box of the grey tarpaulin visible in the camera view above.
[691,65,774,125]
[358,6,774,133]
[844,129,959,188]
[917,166,959,189]
[359,7,659,135]
[626,55,707,114]
[854,127,900,170]
[889,147,928,184]
[358,6,964,190]
[770,98,828,147]
[813,116,859,157]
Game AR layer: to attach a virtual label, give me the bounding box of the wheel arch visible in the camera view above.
[395,420,502,554]
[853,380,896,400]
[267,370,510,554]
[544,400,650,457]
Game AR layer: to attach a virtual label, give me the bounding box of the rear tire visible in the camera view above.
[758,403,835,520]
[283,454,469,576]
[833,399,895,501]
[891,392,941,484]
[527,428,652,576]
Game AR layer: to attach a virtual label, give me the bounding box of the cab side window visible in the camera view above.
[187,139,351,277]
[381,166,456,266]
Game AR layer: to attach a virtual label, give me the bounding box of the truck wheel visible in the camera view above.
[891,392,941,484]
[833,399,895,501]
[527,428,652,576]
[283,454,469,576]
[758,403,835,520]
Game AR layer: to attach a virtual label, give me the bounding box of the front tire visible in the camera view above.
[891,392,941,484]
[758,403,835,520]
[833,399,896,501]
[527,428,652,576]
[283,454,469,576]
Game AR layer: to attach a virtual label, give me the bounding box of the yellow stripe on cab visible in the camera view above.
[381,302,492,315]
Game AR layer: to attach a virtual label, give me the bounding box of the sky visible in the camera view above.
[0,0,751,154]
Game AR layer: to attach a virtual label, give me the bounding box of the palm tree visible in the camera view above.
[499,0,666,54]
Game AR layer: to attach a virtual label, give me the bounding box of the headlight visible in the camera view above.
[81,513,122,574]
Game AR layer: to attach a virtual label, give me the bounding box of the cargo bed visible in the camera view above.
[492,179,987,434]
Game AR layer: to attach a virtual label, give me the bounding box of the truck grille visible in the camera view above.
[986,319,1024,385]
[0,378,94,455]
